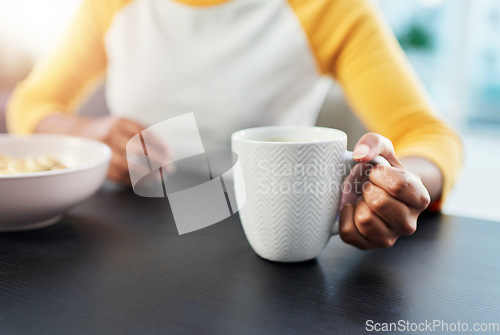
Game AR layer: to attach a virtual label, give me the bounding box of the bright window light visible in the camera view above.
[0,0,82,58]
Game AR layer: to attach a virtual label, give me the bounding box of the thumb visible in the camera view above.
[352,132,402,168]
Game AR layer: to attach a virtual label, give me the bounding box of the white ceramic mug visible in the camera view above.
[231,126,389,262]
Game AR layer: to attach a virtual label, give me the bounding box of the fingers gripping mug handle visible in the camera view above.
[330,151,391,236]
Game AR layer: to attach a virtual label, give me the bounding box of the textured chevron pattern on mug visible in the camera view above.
[232,126,349,262]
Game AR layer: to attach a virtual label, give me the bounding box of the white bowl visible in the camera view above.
[0,134,111,232]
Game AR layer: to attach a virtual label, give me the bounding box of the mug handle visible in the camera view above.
[331,151,391,235]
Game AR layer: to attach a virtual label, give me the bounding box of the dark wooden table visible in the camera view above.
[1,184,499,335]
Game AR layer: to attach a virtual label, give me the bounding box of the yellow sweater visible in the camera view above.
[7,0,462,204]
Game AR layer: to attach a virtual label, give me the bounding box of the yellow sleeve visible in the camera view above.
[6,0,129,134]
[289,0,463,206]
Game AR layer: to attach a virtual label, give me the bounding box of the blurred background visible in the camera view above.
[0,0,499,221]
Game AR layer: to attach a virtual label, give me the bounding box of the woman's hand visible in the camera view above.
[92,117,147,184]
[339,133,431,249]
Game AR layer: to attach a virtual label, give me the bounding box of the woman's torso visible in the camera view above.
[104,0,333,153]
